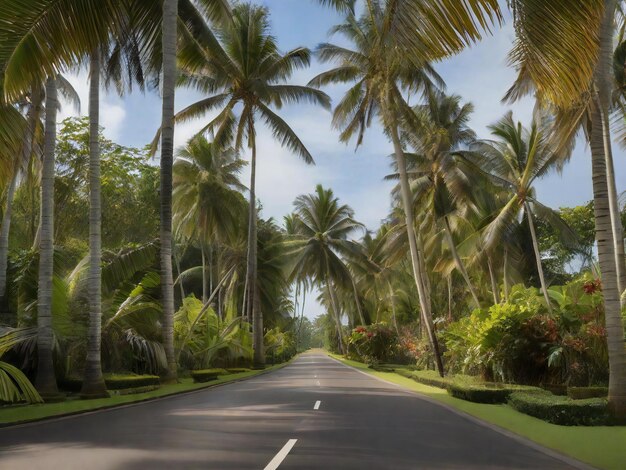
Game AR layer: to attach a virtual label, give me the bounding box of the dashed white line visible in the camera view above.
[314,400,321,410]
[316,380,320,386]
[264,439,298,470]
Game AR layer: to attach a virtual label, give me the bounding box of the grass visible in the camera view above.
[330,354,626,470]
[0,363,288,426]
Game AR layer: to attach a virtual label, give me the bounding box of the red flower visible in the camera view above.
[583,279,602,295]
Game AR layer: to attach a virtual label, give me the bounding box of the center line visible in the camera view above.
[264,439,298,470]
[316,380,320,386]
[314,400,321,410]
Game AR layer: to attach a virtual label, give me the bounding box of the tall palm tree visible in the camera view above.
[286,185,366,354]
[473,113,576,311]
[309,9,447,374]
[165,3,330,366]
[508,0,626,419]
[396,91,481,308]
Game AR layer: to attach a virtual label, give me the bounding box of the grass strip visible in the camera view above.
[329,354,626,470]
[0,362,289,426]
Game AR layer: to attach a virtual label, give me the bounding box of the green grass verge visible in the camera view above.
[329,354,625,470]
[0,363,288,426]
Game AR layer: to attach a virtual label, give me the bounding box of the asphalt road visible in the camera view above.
[0,352,581,469]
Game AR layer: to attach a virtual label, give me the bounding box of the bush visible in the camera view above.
[191,369,224,383]
[508,391,611,425]
[225,368,251,374]
[349,323,398,363]
[567,386,608,400]
[59,374,161,392]
[448,383,541,404]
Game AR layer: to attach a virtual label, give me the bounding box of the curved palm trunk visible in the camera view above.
[0,171,18,307]
[325,276,345,354]
[351,276,366,325]
[594,0,626,421]
[487,255,500,305]
[160,0,179,383]
[524,203,552,312]
[35,77,60,399]
[82,51,109,398]
[201,243,208,304]
[388,282,400,335]
[389,123,444,376]
[503,248,510,302]
[247,127,264,367]
[443,216,480,309]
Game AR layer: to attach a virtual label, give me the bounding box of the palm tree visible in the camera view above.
[508,0,626,419]
[309,9,447,374]
[396,91,481,308]
[165,3,330,366]
[173,136,247,305]
[473,113,577,311]
[286,185,366,354]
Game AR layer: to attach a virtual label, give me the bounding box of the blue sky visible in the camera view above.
[60,1,625,319]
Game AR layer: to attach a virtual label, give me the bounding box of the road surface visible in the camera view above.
[0,352,581,469]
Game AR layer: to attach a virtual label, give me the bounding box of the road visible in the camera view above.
[0,352,581,469]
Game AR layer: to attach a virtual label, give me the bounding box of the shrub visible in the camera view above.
[225,368,251,374]
[567,386,608,400]
[508,391,611,425]
[447,383,541,404]
[59,374,161,392]
[191,369,224,383]
[349,323,397,363]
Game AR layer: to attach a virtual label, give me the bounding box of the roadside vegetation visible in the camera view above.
[0,0,624,446]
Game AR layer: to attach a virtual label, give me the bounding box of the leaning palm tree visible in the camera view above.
[472,112,576,311]
[309,9,447,374]
[286,185,367,354]
[394,91,481,308]
[163,3,330,366]
[508,0,626,420]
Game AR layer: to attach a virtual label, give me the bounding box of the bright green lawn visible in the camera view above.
[0,363,287,426]
[330,354,626,470]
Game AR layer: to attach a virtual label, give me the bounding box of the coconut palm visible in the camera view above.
[508,0,626,419]
[163,3,330,366]
[286,185,366,354]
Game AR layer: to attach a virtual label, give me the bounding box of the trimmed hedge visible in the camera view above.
[59,374,161,392]
[567,387,608,400]
[191,369,225,383]
[508,391,611,426]
[225,368,251,374]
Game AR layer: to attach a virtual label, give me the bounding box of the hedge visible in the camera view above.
[191,369,225,383]
[567,387,608,400]
[225,368,251,374]
[59,374,161,392]
[508,391,611,426]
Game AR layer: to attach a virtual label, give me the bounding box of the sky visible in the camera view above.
[60,1,625,320]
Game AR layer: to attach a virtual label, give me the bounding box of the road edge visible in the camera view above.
[0,358,296,430]
[325,353,596,470]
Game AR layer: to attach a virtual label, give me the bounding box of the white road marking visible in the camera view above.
[264,439,298,470]
[316,380,320,386]
[314,400,321,410]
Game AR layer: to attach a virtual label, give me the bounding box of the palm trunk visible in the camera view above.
[388,282,400,335]
[175,252,185,300]
[201,243,208,304]
[487,255,500,305]
[247,125,263,367]
[524,203,552,312]
[444,216,480,309]
[0,170,18,304]
[159,0,179,383]
[594,0,626,420]
[35,77,60,399]
[325,276,345,354]
[503,248,510,302]
[81,51,108,398]
[447,275,453,321]
[351,276,365,325]
[389,122,444,376]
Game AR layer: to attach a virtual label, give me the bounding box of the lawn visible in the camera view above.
[0,363,287,426]
[330,354,626,470]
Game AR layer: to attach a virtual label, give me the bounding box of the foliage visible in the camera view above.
[447,382,541,404]
[348,323,397,364]
[567,387,608,400]
[191,369,223,383]
[508,391,612,426]
[443,277,608,386]
[264,327,296,363]
[59,374,161,392]
[0,361,42,404]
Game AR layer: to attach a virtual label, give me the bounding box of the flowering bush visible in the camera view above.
[348,323,397,364]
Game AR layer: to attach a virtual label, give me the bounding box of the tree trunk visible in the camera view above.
[35,77,61,400]
[247,123,264,367]
[524,203,552,312]
[201,243,208,304]
[503,248,510,302]
[0,170,18,305]
[351,276,365,325]
[175,252,185,300]
[447,275,453,321]
[388,282,400,335]
[594,0,626,420]
[487,256,500,305]
[325,277,345,354]
[160,0,179,383]
[81,51,109,399]
[444,216,480,309]
[389,123,444,376]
